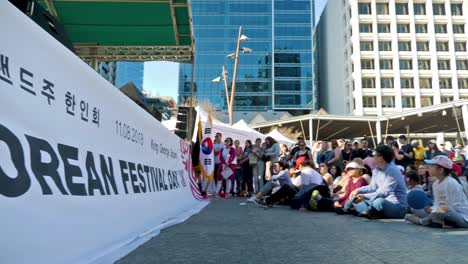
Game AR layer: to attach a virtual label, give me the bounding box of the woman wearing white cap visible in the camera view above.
[334,161,369,214]
[406,155,468,228]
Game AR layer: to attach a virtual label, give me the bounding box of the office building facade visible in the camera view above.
[317,0,468,116]
[179,0,317,112]
[116,62,144,90]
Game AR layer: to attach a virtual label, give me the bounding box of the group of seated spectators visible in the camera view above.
[238,135,468,229]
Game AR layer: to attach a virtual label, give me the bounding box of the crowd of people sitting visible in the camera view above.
[198,132,468,229]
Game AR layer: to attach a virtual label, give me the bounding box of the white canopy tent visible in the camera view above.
[266,129,296,148]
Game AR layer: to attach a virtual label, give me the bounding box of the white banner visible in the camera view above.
[0,2,207,264]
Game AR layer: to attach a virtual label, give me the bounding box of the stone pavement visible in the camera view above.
[117,197,468,264]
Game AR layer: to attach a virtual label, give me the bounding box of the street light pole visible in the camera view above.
[229,26,243,126]
[222,65,232,125]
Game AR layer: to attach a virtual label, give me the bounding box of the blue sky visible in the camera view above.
[142,0,328,103]
[142,61,179,100]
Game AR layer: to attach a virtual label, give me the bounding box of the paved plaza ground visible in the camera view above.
[118,197,468,264]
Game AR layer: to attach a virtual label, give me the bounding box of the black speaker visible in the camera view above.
[9,0,75,53]
[175,107,196,139]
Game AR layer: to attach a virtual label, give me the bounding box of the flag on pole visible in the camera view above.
[198,113,214,180]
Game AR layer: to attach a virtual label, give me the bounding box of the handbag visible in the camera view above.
[249,155,258,165]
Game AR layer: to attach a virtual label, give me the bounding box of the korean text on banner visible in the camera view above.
[0,2,207,264]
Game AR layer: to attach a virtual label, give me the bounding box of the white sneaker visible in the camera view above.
[246,196,256,203]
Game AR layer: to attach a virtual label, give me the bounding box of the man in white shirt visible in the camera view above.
[299,161,324,186]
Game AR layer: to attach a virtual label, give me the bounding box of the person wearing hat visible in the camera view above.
[349,145,408,219]
[334,161,369,214]
[405,155,468,228]
[395,135,415,169]
[424,140,442,160]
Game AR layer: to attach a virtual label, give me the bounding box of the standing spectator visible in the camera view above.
[317,142,333,165]
[279,144,290,164]
[360,139,373,158]
[385,135,395,147]
[412,140,427,168]
[217,137,237,198]
[240,140,254,197]
[311,141,323,168]
[294,142,314,169]
[341,141,353,166]
[424,140,442,159]
[264,136,280,181]
[395,135,415,168]
[349,145,408,219]
[252,138,265,194]
[233,140,243,195]
[439,143,451,156]
[328,139,343,170]
[288,136,310,162]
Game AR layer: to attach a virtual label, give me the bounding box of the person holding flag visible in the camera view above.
[198,114,215,199]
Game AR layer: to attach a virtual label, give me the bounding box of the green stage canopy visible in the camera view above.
[38,0,194,62]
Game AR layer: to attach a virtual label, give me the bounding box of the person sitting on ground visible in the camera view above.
[405,170,423,192]
[405,155,468,228]
[261,160,322,207]
[289,167,302,188]
[352,158,371,184]
[333,162,369,214]
[247,161,290,204]
[319,163,334,187]
[348,145,408,219]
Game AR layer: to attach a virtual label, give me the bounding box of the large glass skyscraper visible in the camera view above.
[116,62,144,90]
[179,0,317,112]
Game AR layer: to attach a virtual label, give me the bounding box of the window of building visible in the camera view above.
[376,3,389,15]
[381,78,394,88]
[380,59,393,69]
[441,96,453,103]
[417,41,430,51]
[455,42,467,52]
[452,4,463,16]
[436,41,449,52]
[453,24,465,34]
[418,59,431,70]
[363,96,377,107]
[359,23,373,33]
[382,96,395,108]
[398,41,411,51]
[439,78,452,89]
[459,78,468,89]
[379,41,392,51]
[397,24,410,33]
[378,24,391,33]
[414,3,426,15]
[420,78,432,88]
[360,41,374,51]
[415,24,428,33]
[362,78,376,88]
[358,3,371,15]
[402,96,415,108]
[421,96,433,106]
[438,59,451,70]
[401,78,414,88]
[400,59,413,70]
[361,59,375,69]
[433,3,446,15]
[396,3,409,15]
[457,60,468,70]
[435,24,447,33]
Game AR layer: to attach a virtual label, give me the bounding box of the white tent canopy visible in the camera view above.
[266,129,296,147]
[192,107,294,147]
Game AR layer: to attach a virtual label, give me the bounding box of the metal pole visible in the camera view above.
[308,118,313,147]
[229,26,243,126]
[376,120,382,147]
[453,106,465,146]
[368,121,376,148]
[315,119,320,142]
[188,58,196,140]
[462,104,468,146]
[222,65,232,125]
